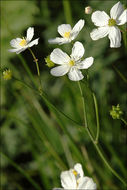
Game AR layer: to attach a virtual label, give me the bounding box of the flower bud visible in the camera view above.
[85,6,92,14]
[45,55,55,68]
[110,104,123,119]
[3,69,12,80]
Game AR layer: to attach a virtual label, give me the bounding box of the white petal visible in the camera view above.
[61,170,76,189]
[8,48,20,53]
[50,48,70,65]
[90,26,109,40]
[27,38,39,47]
[77,57,94,69]
[74,163,84,178]
[8,47,26,54]
[71,19,85,40]
[26,27,34,42]
[110,1,124,20]
[108,26,121,48]
[58,24,72,37]
[50,65,69,77]
[10,38,22,48]
[71,41,85,61]
[68,67,84,81]
[117,9,127,25]
[48,37,69,45]
[78,177,97,190]
[91,11,110,26]
[16,48,27,54]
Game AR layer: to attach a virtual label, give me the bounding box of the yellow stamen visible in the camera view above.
[73,170,78,176]
[108,19,116,26]
[69,60,75,66]
[19,37,27,46]
[64,31,70,38]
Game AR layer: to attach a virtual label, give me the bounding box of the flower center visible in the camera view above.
[108,19,116,26]
[69,60,75,66]
[19,38,27,46]
[64,31,71,38]
[73,170,78,176]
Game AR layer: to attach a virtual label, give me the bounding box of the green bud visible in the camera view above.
[110,104,123,119]
[45,55,55,68]
[3,69,12,80]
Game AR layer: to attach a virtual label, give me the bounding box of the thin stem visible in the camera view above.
[28,48,42,92]
[93,93,100,144]
[62,0,72,25]
[12,76,81,127]
[77,81,86,127]
[28,48,40,76]
[77,81,127,186]
[18,54,37,87]
[0,152,42,190]
[121,118,127,126]
[113,65,127,84]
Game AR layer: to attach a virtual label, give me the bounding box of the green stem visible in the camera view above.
[28,48,42,92]
[62,0,72,25]
[77,81,127,186]
[18,54,37,87]
[28,48,40,76]
[77,81,86,126]
[0,152,42,190]
[93,93,100,144]
[12,76,81,127]
[121,118,127,126]
[113,65,127,84]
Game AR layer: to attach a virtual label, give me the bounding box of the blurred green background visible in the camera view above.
[1,0,127,189]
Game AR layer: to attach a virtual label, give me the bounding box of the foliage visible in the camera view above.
[1,0,127,190]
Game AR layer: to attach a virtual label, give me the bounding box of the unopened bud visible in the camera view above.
[3,69,12,80]
[110,104,123,119]
[85,6,92,14]
[45,55,55,68]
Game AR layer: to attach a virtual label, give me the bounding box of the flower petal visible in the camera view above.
[77,57,94,69]
[91,11,110,26]
[117,9,127,25]
[27,38,39,47]
[58,24,72,37]
[108,26,121,48]
[16,48,27,54]
[50,48,70,65]
[90,26,109,40]
[74,163,84,178]
[110,1,124,20]
[10,38,22,48]
[48,37,69,45]
[78,177,97,190]
[68,67,84,81]
[8,48,20,53]
[50,65,69,77]
[26,27,34,42]
[71,19,85,40]
[61,170,76,189]
[71,41,85,61]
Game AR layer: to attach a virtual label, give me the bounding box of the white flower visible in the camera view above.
[9,27,39,54]
[90,1,127,48]
[48,19,85,45]
[50,41,94,81]
[53,163,97,190]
